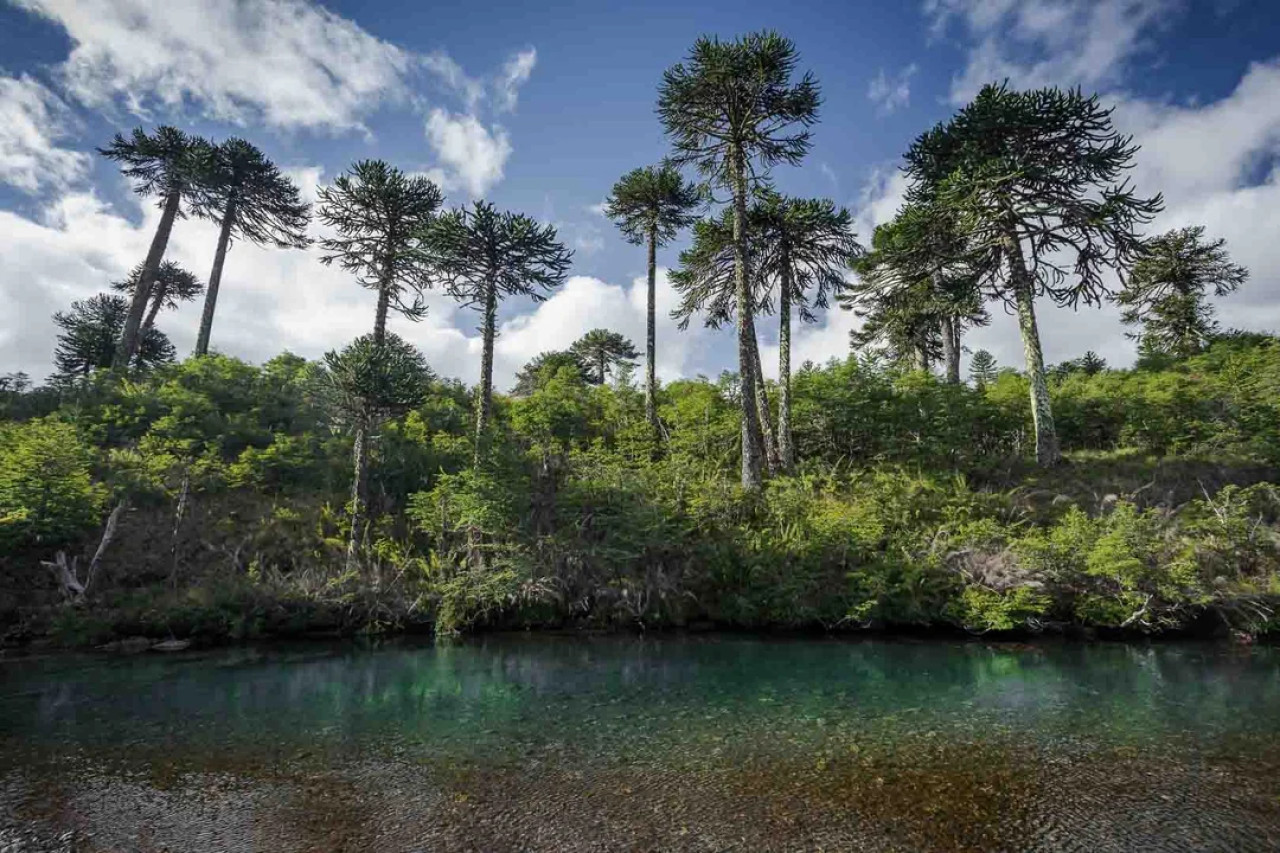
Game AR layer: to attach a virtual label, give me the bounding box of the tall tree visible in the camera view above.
[324,333,431,573]
[192,138,310,356]
[905,83,1162,465]
[99,126,213,368]
[1116,226,1248,360]
[570,329,640,385]
[968,349,998,388]
[604,164,702,432]
[512,351,589,397]
[52,294,175,380]
[749,191,860,472]
[658,31,819,489]
[422,201,573,460]
[318,161,444,344]
[670,209,782,472]
[845,205,988,380]
[111,261,204,337]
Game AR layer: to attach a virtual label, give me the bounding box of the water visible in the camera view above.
[2,635,1278,851]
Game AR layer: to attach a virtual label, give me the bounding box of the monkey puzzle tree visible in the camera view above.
[749,190,860,472]
[968,349,998,388]
[511,351,589,397]
[671,209,782,472]
[111,261,204,337]
[1116,226,1248,360]
[99,126,213,368]
[52,294,175,380]
[851,202,987,385]
[846,278,945,372]
[193,138,310,356]
[569,329,640,385]
[604,163,702,430]
[318,161,444,344]
[905,83,1162,466]
[658,31,819,489]
[422,201,573,460]
[324,333,431,573]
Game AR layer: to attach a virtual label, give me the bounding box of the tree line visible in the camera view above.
[38,31,1251,567]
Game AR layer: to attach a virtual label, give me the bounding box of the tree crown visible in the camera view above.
[323,332,432,420]
[196,138,310,249]
[317,160,444,322]
[111,261,204,310]
[604,163,703,246]
[98,125,215,211]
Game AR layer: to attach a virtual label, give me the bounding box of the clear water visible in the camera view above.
[2,635,1278,851]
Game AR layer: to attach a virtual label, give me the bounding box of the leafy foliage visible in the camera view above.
[52,294,176,379]
[569,329,639,384]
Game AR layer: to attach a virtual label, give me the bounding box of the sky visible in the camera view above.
[1,0,1279,390]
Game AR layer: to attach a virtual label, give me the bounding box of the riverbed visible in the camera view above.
[2,635,1278,851]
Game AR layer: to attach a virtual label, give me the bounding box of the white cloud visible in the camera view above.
[424,109,512,197]
[867,64,918,115]
[494,48,537,113]
[13,0,412,131]
[0,74,90,192]
[926,0,1176,104]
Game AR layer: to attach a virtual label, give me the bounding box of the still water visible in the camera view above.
[2,635,1278,851]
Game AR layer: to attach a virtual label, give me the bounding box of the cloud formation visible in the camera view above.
[867,64,918,115]
[0,74,90,192]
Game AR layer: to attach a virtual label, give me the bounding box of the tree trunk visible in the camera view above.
[115,188,181,368]
[729,146,764,489]
[778,262,795,474]
[750,328,780,474]
[644,226,659,436]
[474,278,498,465]
[195,197,237,356]
[345,417,369,573]
[373,286,391,345]
[141,289,165,337]
[597,351,607,385]
[940,313,961,384]
[1004,232,1060,466]
[915,345,931,374]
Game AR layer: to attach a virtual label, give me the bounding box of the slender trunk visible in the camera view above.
[115,188,181,368]
[345,418,369,573]
[940,313,960,384]
[778,262,795,474]
[474,278,498,465]
[750,329,780,474]
[195,197,237,356]
[141,290,165,337]
[644,227,659,435]
[169,469,190,589]
[373,286,391,345]
[1004,231,1060,466]
[597,352,607,385]
[729,146,764,489]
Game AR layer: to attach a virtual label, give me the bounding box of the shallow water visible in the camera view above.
[2,635,1278,851]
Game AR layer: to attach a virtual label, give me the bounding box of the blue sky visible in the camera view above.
[2,0,1279,388]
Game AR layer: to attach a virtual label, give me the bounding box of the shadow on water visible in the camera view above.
[2,635,1279,851]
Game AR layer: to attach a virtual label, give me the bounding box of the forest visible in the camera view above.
[2,31,1278,647]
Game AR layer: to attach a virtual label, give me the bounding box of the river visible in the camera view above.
[2,635,1278,851]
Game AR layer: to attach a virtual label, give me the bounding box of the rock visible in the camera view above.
[97,636,153,654]
[151,639,191,652]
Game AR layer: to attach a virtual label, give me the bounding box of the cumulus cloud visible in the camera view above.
[925,0,1176,104]
[0,74,90,192]
[867,64,918,115]
[13,0,414,132]
[494,48,537,113]
[424,109,513,197]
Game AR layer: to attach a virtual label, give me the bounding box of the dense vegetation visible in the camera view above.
[2,32,1277,646]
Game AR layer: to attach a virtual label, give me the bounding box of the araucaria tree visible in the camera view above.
[750,191,860,472]
[511,351,589,396]
[1116,226,1248,359]
[905,83,1162,466]
[423,201,573,459]
[111,261,204,337]
[318,161,444,343]
[968,349,998,388]
[53,294,176,379]
[325,333,431,573]
[604,164,702,430]
[193,138,310,356]
[570,329,639,385]
[99,126,213,368]
[658,31,819,489]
